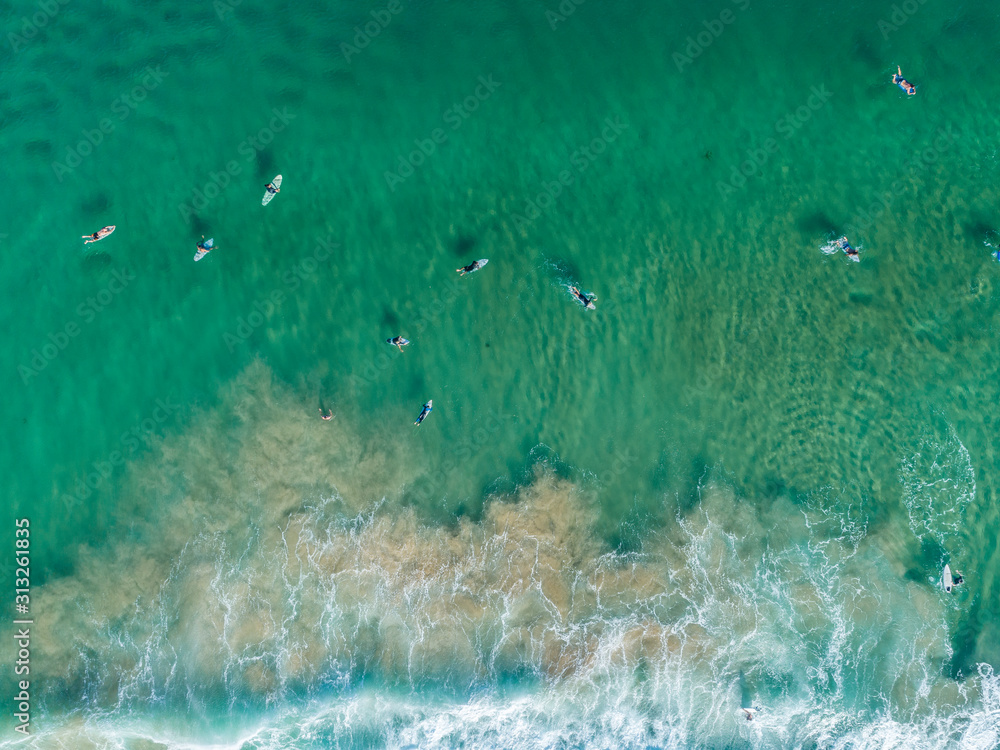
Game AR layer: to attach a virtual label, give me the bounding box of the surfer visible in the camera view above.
[194,236,215,261]
[743,709,754,722]
[414,400,432,425]
[386,336,410,352]
[836,236,859,260]
[457,259,487,276]
[569,285,597,310]
[82,226,115,244]
[265,181,280,196]
[892,66,916,95]
[953,572,964,587]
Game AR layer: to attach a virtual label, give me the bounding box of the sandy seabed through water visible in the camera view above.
[4,361,998,749]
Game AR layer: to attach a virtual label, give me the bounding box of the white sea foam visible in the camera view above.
[900,417,976,550]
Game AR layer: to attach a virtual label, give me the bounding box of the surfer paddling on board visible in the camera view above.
[569,285,597,310]
[893,66,916,95]
[457,259,488,276]
[836,236,859,261]
[265,181,280,196]
[386,336,410,352]
[414,400,432,425]
[83,226,115,244]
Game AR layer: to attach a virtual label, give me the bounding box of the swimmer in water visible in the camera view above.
[414,400,432,425]
[892,66,916,95]
[836,236,859,261]
[953,572,964,587]
[319,400,334,420]
[569,285,597,310]
[457,259,487,276]
[743,709,754,722]
[386,336,410,352]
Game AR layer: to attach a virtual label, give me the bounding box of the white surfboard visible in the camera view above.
[457,258,489,276]
[82,225,116,244]
[942,564,953,593]
[262,174,282,206]
[194,237,214,262]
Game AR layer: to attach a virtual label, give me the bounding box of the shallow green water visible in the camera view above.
[3,0,1000,746]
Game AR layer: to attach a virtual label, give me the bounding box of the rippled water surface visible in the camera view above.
[3,0,1000,746]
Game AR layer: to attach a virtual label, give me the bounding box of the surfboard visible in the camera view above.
[942,564,953,593]
[262,174,282,206]
[82,225,115,244]
[458,259,488,275]
[194,237,214,262]
[414,399,433,425]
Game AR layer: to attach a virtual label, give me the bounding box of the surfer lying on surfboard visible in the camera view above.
[386,336,410,352]
[836,236,859,261]
[265,181,280,196]
[892,66,916,95]
[568,285,596,310]
[457,259,488,276]
[414,400,432,425]
[83,226,115,244]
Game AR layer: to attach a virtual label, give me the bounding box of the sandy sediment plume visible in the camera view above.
[9,363,983,737]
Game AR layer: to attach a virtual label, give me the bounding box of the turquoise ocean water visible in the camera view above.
[3,0,1000,746]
